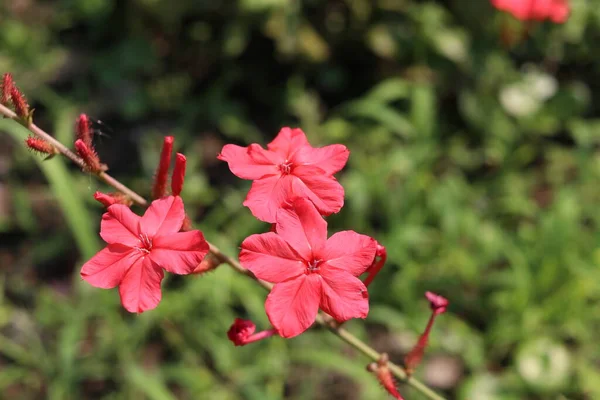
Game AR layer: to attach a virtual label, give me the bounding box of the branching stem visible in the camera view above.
[0,102,446,400]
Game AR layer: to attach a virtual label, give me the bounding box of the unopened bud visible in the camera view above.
[75,139,104,173]
[25,136,58,156]
[171,153,186,196]
[152,136,174,199]
[1,73,13,107]
[76,114,93,148]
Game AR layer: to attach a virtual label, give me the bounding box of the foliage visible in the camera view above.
[1,0,600,398]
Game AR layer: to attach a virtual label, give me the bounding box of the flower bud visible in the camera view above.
[171,153,186,196]
[76,114,93,148]
[94,191,132,208]
[25,136,58,156]
[152,136,174,199]
[75,139,104,173]
[1,73,13,107]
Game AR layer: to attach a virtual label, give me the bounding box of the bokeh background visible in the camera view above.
[0,0,599,399]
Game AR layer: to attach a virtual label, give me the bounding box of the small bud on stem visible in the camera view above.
[367,353,405,400]
[1,73,13,107]
[171,153,186,196]
[75,139,105,173]
[25,136,58,156]
[404,291,449,376]
[76,114,93,148]
[227,318,278,346]
[152,136,174,199]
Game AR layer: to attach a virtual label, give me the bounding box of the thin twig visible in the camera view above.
[0,102,446,400]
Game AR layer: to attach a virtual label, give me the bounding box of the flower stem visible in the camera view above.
[0,102,446,400]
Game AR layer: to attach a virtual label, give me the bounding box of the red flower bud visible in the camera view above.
[75,139,103,173]
[227,318,277,346]
[367,354,404,400]
[10,85,30,121]
[152,136,174,199]
[1,73,13,107]
[404,292,449,376]
[171,153,186,196]
[76,114,93,148]
[94,191,132,208]
[25,136,57,156]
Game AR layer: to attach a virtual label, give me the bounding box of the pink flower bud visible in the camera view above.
[227,318,277,347]
[425,291,449,315]
[152,136,174,199]
[404,292,449,376]
[171,153,186,196]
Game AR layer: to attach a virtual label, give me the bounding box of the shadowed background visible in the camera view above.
[0,0,599,399]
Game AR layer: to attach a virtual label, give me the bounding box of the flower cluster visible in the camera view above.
[220,128,386,338]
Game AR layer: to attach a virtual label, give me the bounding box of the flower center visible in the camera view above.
[306,259,322,274]
[136,233,152,254]
[279,160,293,175]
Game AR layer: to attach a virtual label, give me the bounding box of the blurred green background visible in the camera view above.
[1,0,599,399]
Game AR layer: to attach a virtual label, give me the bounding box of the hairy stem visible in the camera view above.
[0,102,446,400]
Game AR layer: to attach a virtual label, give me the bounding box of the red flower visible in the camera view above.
[81,196,209,313]
[218,127,348,223]
[491,0,569,23]
[240,197,377,338]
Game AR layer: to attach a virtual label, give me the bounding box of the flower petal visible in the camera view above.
[150,230,210,275]
[293,144,349,175]
[100,205,141,246]
[319,231,377,277]
[243,174,294,223]
[118,256,164,313]
[240,232,305,282]
[218,144,279,180]
[291,166,345,216]
[275,197,327,260]
[267,127,309,159]
[80,244,140,289]
[265,275,321,338]
[140,196,184,237]
[319,269,369,322]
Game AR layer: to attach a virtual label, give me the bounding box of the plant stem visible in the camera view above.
[0,102,446,400]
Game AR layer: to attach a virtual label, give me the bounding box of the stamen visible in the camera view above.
[279,160,293,175]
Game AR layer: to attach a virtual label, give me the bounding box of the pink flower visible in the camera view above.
[239,197,377,338]
[81,196,209,313]
[218,127,349,223]
[491,0,569,23]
